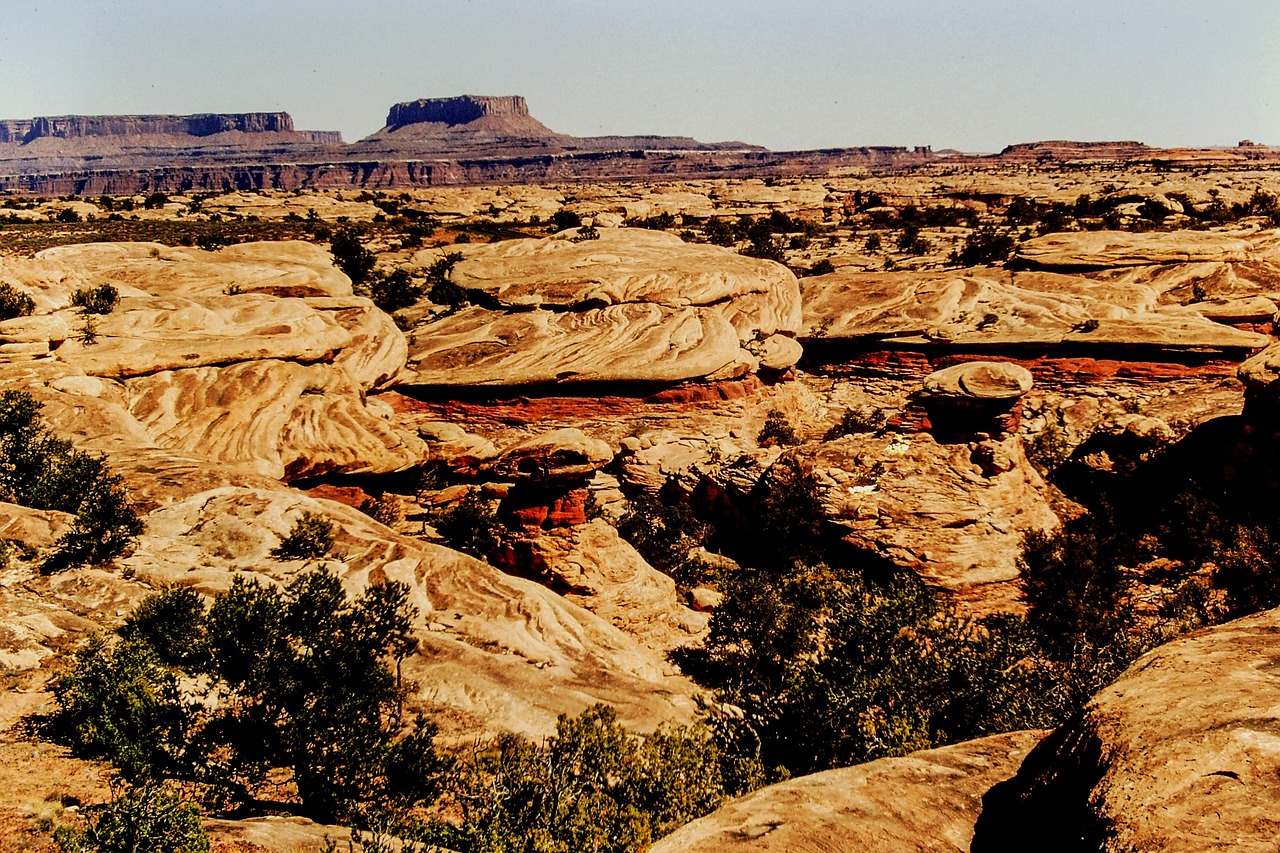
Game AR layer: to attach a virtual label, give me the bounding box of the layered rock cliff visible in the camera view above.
[386,95,530,128]
[0,112,299,143]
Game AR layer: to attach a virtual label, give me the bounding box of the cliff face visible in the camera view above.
[386,95,529,129]
[0,112,297,143]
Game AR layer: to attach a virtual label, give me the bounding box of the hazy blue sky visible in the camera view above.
[2,1,1276,152]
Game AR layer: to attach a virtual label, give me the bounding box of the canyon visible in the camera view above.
[3,132,1280,849]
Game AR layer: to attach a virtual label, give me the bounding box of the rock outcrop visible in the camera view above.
[972,608,1280,852]
[404,228,801,389]
[651,730,1044,853]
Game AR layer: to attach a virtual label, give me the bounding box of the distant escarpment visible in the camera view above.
[0,111,306,143]
[3,94,1277,196]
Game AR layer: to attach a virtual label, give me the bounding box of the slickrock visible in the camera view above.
[924,362,1033,400]
[796,432,1057,611]
[498,520,707,650]
[651,730,1045,853]
[36,241,352,299]
[1014,230,1253,269]
[799,268,1269,353]
[406,303,748,387]
[971,608,1280,852]
[124,361,424,480]
[54,294,351,378]
[438,228,798,318]
[404,228,800,388]
[120,487,699,736]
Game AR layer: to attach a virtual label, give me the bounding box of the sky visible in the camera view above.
[1,0,1276,153]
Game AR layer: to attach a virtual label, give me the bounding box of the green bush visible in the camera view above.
[360,493,403,528]
[824,406,888,440]
[617,491,711,575]
[949,224,1016,267]
[368,268,425,312]
[435,705,738,853]
[271,511,335,561]
[71,284,120,315]
[49,636,187,782]
[433,491,506,561]
[805,259,835,277]
[0,391,142,572]
[756,409,799,447]
[551,209,582,231]
[51,568,434,823]
[330,228,375,285]
[53,783,208,853]
[0,282,35,320]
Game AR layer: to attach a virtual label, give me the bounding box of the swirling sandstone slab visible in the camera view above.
[406,303,747,387]
[440,228,799,313]
[54,294,351,378]
[35,240,352,299]
[1014,230,1254,269]
[124,360,423,480]
[651,730,1044,853]
[972,608,1280,852]
[800,268,1269,352]
[125,487,699,737]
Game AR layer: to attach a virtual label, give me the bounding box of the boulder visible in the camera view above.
[924,362,1033,400]
[487,428,613,482]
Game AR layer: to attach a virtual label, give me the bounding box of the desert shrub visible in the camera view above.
[330,228,375,285]
[53,783,209,853]
[49,636,187,783]
[360,493,403,528]
[679,563,1060,776]
[433,490,506,560]
[617,491,711,575]
[746,462,829,569]
[805,258,835,276]
[551,209,582,231]
[863,233,882,253]
[896,225,931,255]
[368,268,425,312]
[949,224,1016,267]
[56,207,82,223]
[702,217,736,246]
[0,390,142,572]
[756,409,799,447]
[51,568,434,822]
[824,406,888,440]
[0,282,36,320]
[119,586,207,668]
[1025,419,1073,474]
[70,284,120,315]
[628,212,676,230]
[142,193,169,210]
[571,224,600,242]
[434,705,738,853]
[271,511,335,561]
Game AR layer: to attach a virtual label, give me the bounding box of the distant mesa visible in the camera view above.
[371,95,562,140]
[387,95,530,128]
[0,111,342,145]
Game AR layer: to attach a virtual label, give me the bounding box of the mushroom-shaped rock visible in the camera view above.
[922,362,1033,440]
[488,428,614,482]
[924,361,1034,400]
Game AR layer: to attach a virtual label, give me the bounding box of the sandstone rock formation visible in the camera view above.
[2,242,422,480]
[971,608,1280,852]
[651,730,1044,853]
[404,229,801,389]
